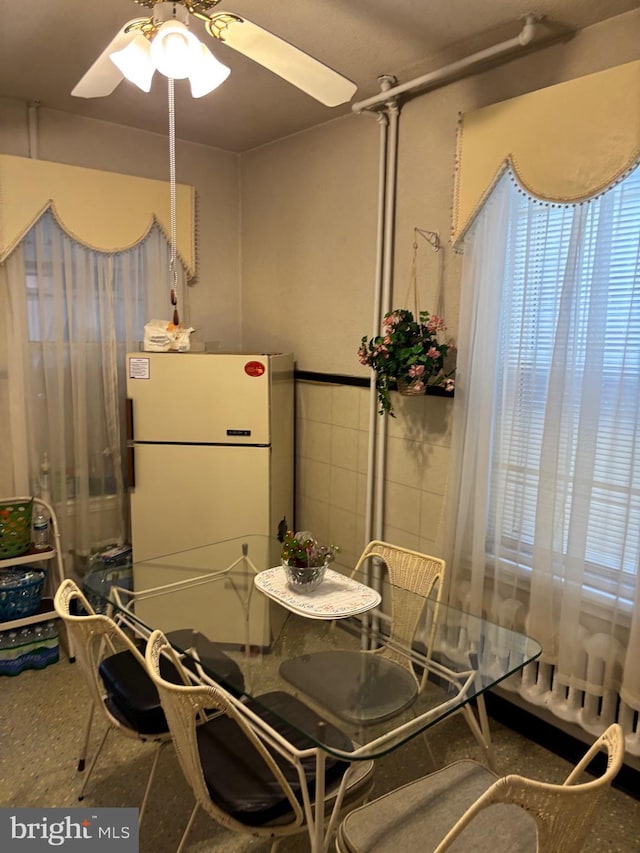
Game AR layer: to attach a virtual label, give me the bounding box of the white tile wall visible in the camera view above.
[383,480,422,533]
[386,435,425,489]
[295,379,453,571]
[330,425,359,470]
[298,418,331,463]
[296,457,331,502]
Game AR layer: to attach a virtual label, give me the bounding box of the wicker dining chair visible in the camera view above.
[336,723,625,853]
[54,579,175,823]
[351,540,445,687]
[353,542,500,755]
[145,628,375,853]
[277,540,447,729]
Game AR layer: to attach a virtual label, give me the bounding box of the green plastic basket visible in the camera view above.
[0,499,33,559]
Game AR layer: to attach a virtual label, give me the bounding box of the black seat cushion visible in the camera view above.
[197,690,352,827]
[99,636,245,736]
[99,649,179,735]
[165,629,245,697]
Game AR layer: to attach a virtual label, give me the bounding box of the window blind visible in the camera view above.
[490,166,640,606]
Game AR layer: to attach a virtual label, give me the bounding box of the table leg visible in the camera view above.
[460,695,496,770]
[476,693,495,767]
[303,749,354,853]
[311,749,326,853]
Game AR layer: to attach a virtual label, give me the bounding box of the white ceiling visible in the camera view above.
[1,0,637,152]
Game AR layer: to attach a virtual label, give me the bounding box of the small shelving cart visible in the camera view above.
[0,497,69,658]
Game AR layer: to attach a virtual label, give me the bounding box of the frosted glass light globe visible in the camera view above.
[151,21,199,79]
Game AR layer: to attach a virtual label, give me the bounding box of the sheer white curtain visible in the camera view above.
[447,165,640,734]
[0,210,187,563]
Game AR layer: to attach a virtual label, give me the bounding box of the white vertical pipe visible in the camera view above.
[374,99,400,540]
[364,110,389,547]
[28,100,40,159]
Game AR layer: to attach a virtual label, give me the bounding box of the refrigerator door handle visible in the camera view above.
[127,443,135,490]
[126,398,134,442]
[126,398,136,489]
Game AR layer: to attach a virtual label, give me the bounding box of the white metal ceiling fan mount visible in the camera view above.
[72,0,357,106]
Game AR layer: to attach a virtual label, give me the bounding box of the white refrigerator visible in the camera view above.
[125,351,294,647]
[126,351,294,561]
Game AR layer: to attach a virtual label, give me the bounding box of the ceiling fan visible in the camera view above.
[72,0,357,106]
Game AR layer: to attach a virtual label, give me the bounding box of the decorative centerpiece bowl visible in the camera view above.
[281,559,328,593]
[280,530,339,595]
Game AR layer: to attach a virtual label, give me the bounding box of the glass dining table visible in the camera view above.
[84,535,542,853]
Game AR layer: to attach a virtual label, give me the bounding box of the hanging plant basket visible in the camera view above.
[357,309,455,416]
[357,228,455,416]
[397,378,426,397]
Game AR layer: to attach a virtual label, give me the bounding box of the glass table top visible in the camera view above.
[84,535,542,760]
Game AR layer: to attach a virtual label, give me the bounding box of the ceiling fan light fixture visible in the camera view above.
[109,33,155,93]
[188,43,230,98]
[151,20,199,80]
[73,3,356,107]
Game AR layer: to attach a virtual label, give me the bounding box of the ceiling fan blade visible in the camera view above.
[210,15,357,107]
[72,20,147,98]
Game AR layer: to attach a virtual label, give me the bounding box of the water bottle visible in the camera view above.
[0,632,21,674]
[44,621,59,641]
[33,504,50,550]
[40,621,59,666]
[0,631,17,674]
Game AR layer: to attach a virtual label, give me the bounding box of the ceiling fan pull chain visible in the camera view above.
[168,75,180,326]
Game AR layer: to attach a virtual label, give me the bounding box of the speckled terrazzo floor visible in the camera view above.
[1,657,639,852]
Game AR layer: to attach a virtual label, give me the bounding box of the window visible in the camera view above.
[19,215,152,500]
[4,211,183,555]
[24,223,146,344]
[490,166,640,608]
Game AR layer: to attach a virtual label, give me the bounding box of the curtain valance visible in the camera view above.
[452,59,640,248]
[0,154,195,277]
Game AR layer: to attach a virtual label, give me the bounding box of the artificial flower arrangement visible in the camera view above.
[280,530,340,568]
[358,308,455,416]
[280,530,340,592]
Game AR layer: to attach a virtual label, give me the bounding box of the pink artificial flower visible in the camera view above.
[408,364,425,378]
[426,315,447,333]
[410,380,425,392]
[427,347,439,359]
